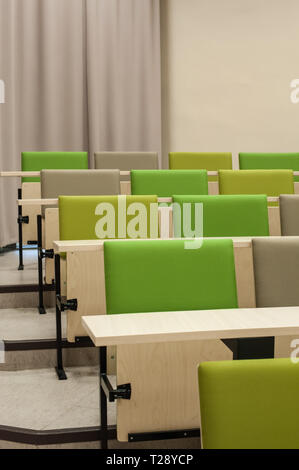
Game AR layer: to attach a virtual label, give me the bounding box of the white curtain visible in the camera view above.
[0,0,161,247]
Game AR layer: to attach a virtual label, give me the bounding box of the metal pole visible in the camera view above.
[100,347,108,449]
[17,188,24,270]
[37,215,46,314]
[55,254,67,380]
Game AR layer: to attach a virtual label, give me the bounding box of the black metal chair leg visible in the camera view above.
[37,215,46,314]
[100,347,108,449]
[17,188,24,270]
[55,254,67,380]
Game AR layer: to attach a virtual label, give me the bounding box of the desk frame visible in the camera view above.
[98,331,274,449]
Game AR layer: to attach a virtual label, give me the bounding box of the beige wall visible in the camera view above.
[161,0,299,168]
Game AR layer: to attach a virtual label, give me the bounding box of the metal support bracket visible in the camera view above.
[38,248,54,260]
[56,295,78,312]
[101,374,131,402]
[17,215,29,224]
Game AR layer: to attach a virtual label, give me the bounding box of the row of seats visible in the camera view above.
[39,168,295,200]
[21,151,299,181]
[56,193,299,239]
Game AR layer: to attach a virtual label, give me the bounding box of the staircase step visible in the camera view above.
[0,308,97,370]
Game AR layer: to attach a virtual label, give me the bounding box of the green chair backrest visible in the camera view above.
[219,170,294,200]
[172,195,269,238]
[59,195,158,241]
[198,358,299,449]
[169,153,232,182]
[131,170,208,197]
[239,153,299,182]
[21,151,88,182]
[104,238,238,315]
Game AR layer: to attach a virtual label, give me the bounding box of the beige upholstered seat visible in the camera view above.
[279,195,299,236]
[252,237,299,307]
[40,169,120,216]
[94,151,159,181]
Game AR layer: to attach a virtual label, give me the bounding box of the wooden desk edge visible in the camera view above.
[53,237,253,253]
[18,196,280,207]
[81,317,299,347]
[2,170,299,178]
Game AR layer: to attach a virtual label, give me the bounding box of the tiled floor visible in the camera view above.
[0,366,115,430]
[0,248,38,286]
[0,307,65,341]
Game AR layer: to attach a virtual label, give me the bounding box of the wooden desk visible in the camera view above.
[2,170,299,178]
[0,170,131,178]
[82,306,299,347]
[0,171,40,177]
[82,306,299,447]
[17,197,174,206]
[53,237,266,254]
[17,195,280,206]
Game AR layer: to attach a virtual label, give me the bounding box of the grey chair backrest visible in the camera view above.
[279,195,299,236]
[252,237,299,307]
[94,152,159,179]
[40,169,120,216]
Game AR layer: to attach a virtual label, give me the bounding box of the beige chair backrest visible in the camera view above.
[94,152,159,173]
[252,237,299,307]
[40,169,120,215]
[279,195,299,236]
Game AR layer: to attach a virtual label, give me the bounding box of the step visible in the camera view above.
[0,248,55,309]
[0,308,98,371]
[0,367,200,449]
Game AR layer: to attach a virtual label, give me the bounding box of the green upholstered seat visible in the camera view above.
[103,238,238,315]
[131,170,208,197]
[59,195,158,241]
[21,151,88,182]
[239,153,299,182]
[279,195,299,236]
[198,358,299,449]
[172,195,269,238]
[218,170,294,206]
[169,153,232,182]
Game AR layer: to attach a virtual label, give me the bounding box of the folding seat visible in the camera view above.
[172,194,269,238]
[198,358,299,448]
[218,169,294,197]
[37,169,120,313]
[131,169,208,197]
[169,152,232,193]
[94,151,158,171]
[21,151,88,182]
[279,194,299,235]
[239,152,299,182]
[94,151,159,194]
[252,237,299,358]
[54,194,159,379]
[18,151,88,270]
[101,238,237,441]
[218,169,294,236]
